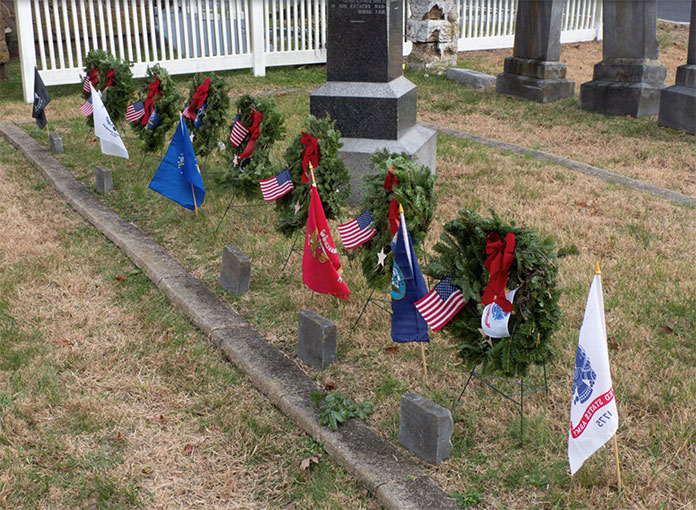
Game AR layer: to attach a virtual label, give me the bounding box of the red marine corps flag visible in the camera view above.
[302,166,350,300]
[568,264,620,482]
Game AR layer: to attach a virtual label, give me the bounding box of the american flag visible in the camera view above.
[229,114,249,147]
[182,104,195,120]
[126,100,145,122]
[79,96,93,116]
[414,277,467,331]
[259,168,294,201]
[337,210,377,250]
[83,75,91,93]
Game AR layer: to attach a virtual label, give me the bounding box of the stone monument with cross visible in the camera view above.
[496,0,574,103]
[579,0,666,117]
[310,0,437,203]
[658,0,696,134]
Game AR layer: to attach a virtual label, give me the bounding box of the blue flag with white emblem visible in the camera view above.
[390,205,429,343]
[149,116,204,211]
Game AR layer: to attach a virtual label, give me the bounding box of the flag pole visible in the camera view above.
[191,183,198,216]
[420,342,428,379]
[309,161,316,185]
[46,124,50,138]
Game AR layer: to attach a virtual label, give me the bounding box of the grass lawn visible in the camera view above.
[2,21,695,509]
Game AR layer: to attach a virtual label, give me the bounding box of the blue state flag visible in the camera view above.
[390,205,429,343]
[193,103,207,128]
[149,116,205,211]
[146,107,161,130]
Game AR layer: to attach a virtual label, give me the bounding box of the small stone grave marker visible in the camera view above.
[399,392,453,464]
[297,310,337,369]
[219,245,251,296]
[95,166,113,194]
[49,132,64,153]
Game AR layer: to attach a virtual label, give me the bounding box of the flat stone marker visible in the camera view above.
[446,68,496,89]
[49,132,64,153]
[658,0,696,134]
[219,245,251,296]
[95,166,113,194]
[399,392,453,464]
[297,310,337,369]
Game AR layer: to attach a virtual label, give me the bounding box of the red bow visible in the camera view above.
[300,132,320,183]
[101,68,115,90]
[383,166,398,191]
[188,78,210,113]
[141,76,161,126]
[481,233,516,312]
[388,199,400,236]
[237,108,263,164]
[88,67,100,88]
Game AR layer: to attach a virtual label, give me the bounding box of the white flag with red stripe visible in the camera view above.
[568,270,618,475]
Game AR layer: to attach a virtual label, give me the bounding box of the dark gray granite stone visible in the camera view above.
[658,1,696,134]
[95,166,112,194]
[579,0,666,117]
[219,244,251,296]
[399,392,453,465]
[446,68,496,89]
[326,0,402,83]
[49,132,63,153]
[297,310,337,369]
[496,0,574,103]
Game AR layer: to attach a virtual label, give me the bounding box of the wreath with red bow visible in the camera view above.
[82,50,133,127]
[183,74,230,157]
[425,209,561,378]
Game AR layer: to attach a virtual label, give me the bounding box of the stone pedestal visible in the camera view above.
[297,310,337,369]
[310,0,436,204]
[219,245,251,296]
[496,0,574,103]
[49,132,64,153]
[95,166,112,194]
[399,393,453,464]
[405,0,459,74]
[658,1,696,134]
[579,0,666,117]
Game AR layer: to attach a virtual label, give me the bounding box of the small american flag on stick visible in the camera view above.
[229,114,250,147]
[414,277,467,331]
[79,96,93,116]
[126,100,145,122]
[337,210,377,250]
[259,168,295,201]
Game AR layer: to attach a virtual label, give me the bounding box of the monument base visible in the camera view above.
[658,85,696,135]
[496,73,575,103]
[339,124,437,204]
[579,60,667,118]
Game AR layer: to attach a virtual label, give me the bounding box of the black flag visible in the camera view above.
[32,67,51,130]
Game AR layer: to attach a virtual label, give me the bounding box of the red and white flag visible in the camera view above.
[79,96,93,116]
[337,210,377,250]
[568,266,618,475]
[126,100,145,122]
[415,277,466,331]
[229,114,250,147]
[259,168,294,201]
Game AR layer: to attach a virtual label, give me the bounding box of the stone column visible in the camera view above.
[310,0,437,204]
[496,0,574,103]
[658,0,696,134]
[579,0,667,117]
[405,1,459,74]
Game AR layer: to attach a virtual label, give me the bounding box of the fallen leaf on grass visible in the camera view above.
[116,432,124,441]
[300,455,321,470]
[56,340,73,347]
[114,275,127,282]
[659,325,674,335]
[176,356,186,365]
[183,444,194,456]
[158,415,168,424]
[385,346,400,355]
[323,380,336,391]
[608,337,619,351]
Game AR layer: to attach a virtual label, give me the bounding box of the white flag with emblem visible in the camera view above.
[91,83,129,159]
[568,269,618,475]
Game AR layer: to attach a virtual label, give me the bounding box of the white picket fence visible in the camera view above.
[17,0,602,103]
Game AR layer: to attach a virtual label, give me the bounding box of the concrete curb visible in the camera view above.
[0,121,458,510]
[423,121,696,209]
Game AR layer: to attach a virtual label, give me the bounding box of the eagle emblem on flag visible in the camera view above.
[572,345,596,405]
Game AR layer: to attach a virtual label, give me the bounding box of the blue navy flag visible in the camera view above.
[146,108,161,130]
[149,116,205,211]
[193,104,207,128]
[390,205,429,343]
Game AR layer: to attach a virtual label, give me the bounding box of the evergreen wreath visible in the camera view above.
[356,150,436,292]
[219,94,286,198]
[183,74,230,158]
[131,64,184,153]
[275,115,351,237]
[426,209,561,378]
[82,50,133,127]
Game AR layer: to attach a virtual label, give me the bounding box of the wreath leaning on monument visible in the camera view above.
[355,150,436,292]
[183,74,230,158]
[425,209,561,378]
[275,114,351,237]
[130,64,184,153]
[219,94,286,199]
[82,50,133,127]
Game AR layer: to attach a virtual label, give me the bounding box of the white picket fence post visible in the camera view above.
[250,0,265,76]
[16,0,38,105]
